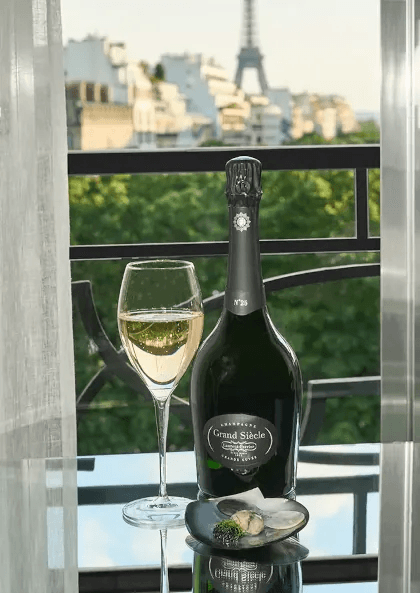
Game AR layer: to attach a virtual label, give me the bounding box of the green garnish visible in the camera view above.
[213,519,246,546]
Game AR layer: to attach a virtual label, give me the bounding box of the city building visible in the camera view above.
[219,101,251,145]
[153,80,212,148]
[161,53,253,141]
[65,83,134,150]
[291,92,359,141]
[246,95,283,146]
[64,36,129,104]
[64,35,156,149]
[267,88,293,142]
[312,96,338,140]
[64,35,203,149]
[333,95,362,134]
[64,38,359,149]
[161,52,285,146]
[127,62,157,149]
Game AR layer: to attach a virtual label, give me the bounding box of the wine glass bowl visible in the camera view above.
[117,260,203,526]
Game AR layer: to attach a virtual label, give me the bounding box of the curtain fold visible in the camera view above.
[0,0,78,591]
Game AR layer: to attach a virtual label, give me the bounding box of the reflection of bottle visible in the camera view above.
[190,156,302,499]
[192,552,303,593]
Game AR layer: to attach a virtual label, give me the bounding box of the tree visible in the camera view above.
[154,63,165,81]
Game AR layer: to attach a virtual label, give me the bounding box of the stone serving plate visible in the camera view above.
[185,494,309,551]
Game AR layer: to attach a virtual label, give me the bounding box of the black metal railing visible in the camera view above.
[70,143,381,435]
[73,263,380,424]
[68,145,379,175]
[68,145,380,262]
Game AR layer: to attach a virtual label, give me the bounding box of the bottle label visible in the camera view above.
[233,211,251,232]
[225,206,265,316]
[203,413,278,471]
[208,556,274,593]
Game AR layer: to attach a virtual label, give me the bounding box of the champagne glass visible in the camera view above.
[117,260,204,527]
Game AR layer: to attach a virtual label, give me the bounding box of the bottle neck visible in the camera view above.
[224,205,265,315]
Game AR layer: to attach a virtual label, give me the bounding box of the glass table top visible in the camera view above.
[77,443,380,592]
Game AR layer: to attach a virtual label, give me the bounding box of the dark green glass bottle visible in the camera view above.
[190,156,302,499]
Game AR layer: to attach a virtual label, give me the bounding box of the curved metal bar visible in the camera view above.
[305,376,381,398]
[301,376,381,444]
[203,263,380,311]
[72,281,151,400]
[73,283,191,422]
[300,396,327,446]
[75,350,191,423]
[73,263,380,440]
[76,365,109,410]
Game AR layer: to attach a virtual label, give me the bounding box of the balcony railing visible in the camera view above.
[70,144,381,588]
[70,143,381,430]
[68,144,380,262]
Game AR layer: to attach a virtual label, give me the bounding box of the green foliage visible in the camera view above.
[76,389,191,455]
[70,127,381,455]
[199,139,232,147]
[153,63,165,81]
[317,395,381,445]
[286,133,330,146]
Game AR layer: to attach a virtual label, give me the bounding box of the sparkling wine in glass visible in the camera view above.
[118,260,204,526]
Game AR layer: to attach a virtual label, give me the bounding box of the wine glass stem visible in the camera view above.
[154,396,171,499]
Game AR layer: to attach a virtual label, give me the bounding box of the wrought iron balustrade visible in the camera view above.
[73,263,381,432]
[68,144,380,262]
[70,143,381,434]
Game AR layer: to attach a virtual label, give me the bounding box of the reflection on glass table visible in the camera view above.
[77,443,379,591]
[126,522,185,593]
[188,535,307,593]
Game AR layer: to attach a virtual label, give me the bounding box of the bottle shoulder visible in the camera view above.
[192,307,301,380]
[262,309,301,372]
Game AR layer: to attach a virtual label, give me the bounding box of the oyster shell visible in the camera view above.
[263,510,305,530]
[231,509,264,535]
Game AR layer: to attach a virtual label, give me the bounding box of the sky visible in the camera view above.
[60,0,380,112]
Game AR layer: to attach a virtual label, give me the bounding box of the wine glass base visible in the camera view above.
[122,496,192,528]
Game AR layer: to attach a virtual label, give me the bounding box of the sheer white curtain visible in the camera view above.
[0,0,78,591]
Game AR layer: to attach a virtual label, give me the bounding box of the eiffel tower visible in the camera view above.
[234,0,268,94]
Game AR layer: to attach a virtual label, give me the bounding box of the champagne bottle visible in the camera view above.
[190,156,302,499]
